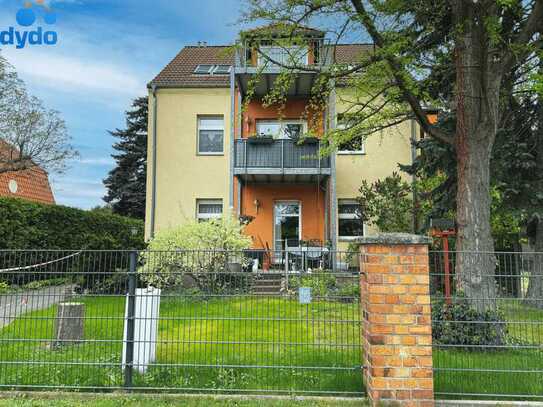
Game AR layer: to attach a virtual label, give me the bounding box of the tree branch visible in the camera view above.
[349,0,454,145]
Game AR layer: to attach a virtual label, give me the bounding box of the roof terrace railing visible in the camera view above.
[235,38,332,69]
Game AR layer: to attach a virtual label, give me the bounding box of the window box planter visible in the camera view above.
[298,136,319,145]
[247,136,275,144]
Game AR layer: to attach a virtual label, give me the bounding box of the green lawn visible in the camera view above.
[0,295,362,395]
[0,295,542,400]
[433,299,543,400]
[0,393,368,407]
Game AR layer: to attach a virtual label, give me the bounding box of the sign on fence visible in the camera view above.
[122,286,161,374]
[299,287,312,304]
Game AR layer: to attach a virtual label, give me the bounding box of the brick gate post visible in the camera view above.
[358,233,434,407]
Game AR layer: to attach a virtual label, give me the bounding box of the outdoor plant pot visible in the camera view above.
[227,262,242,273]
[247,136,274,145]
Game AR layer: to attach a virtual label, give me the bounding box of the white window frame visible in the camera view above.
[196,199,223,221]
[213,65,232,75]
[338,199,365,240]
[197,116,224,155]
[256,119,307,139]
[273,200,302,252]
[194,64,214,74]
[336,121,365,155]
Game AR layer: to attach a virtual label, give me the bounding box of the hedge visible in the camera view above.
[0,197,145,250]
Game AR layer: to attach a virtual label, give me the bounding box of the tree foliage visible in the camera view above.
[240,0,543,310]
[357,172,413,233]
[103,97,148,219]
[0,56,76,174]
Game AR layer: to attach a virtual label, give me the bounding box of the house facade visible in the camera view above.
[145,26,417,252]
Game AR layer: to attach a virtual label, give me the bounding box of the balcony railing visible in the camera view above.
[234,138,331,173]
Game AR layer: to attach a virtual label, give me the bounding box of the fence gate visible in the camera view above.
[0,250,364,396]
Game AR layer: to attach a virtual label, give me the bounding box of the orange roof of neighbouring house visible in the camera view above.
[149,43,374,88]
[0,140,55,205]
[0,166,55,204]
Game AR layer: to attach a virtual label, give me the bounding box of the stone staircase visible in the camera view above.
[252,273,283,295]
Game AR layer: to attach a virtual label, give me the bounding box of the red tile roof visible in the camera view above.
[149,43,374,88]
[334,44,375,64]
[150,46,234,88]
[0,140,55,205]
[0,166,55,205]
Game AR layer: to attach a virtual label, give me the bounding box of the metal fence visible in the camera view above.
[429,250,543,401]
[0,249,362,396]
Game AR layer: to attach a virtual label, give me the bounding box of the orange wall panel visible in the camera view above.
[241,98,324,137]
[241,183,325,249]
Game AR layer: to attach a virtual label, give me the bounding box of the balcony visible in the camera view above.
[234,39,332,97]
[234,138,331,183]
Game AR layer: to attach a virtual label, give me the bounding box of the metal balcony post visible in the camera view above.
[318,142,322,173]
[244,140,248,174]
[281,139,285,170]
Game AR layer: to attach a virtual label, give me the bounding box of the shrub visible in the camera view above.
[0,281,10,294]
[22,277,68,290]
[0,197,144,291]
[0,197,144,250]
[336,283,360,302]
[432,294,508,347]
[140,217,252,293]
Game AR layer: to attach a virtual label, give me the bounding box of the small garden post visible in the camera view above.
[358,233,434,407]
[123,250,137,390]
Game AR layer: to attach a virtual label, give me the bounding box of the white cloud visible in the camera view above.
[73,157,114,166]
[2,47,143,96]
[52,178,105,204]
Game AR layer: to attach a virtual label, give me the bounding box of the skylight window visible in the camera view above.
[193,64,232,75]
[194,64,214,74]
[213,65,231,75]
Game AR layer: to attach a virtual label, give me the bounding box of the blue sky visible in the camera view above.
[0,0,243,209]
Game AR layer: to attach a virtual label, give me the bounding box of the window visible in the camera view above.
[256,120,306,139]
[197,199,223,221]
[194,64,214,74]
[198,116,224,154]
[338,200,364,239]
[213,65,231,75]
[193,65,232,75]
[258,46,308,67]
[336,116,365,154]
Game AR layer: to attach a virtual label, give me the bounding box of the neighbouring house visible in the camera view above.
[145,25,422,252]
[0,141,55,205]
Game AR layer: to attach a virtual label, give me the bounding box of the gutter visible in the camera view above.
[150,84,158,239]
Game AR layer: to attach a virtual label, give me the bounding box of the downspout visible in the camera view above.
[410,118,419,234]
[229,68,235,212]
[150,84,158,239]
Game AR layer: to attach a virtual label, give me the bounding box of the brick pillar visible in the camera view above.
[359,234,434,407]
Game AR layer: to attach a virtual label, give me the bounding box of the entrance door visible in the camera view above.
[274,201,301,253]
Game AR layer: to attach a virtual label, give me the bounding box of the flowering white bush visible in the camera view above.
[139,216,252,290]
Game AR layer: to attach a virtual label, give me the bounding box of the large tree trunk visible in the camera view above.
[455,125,497,311]
[452,2,501,312]
[524,88,543,308]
